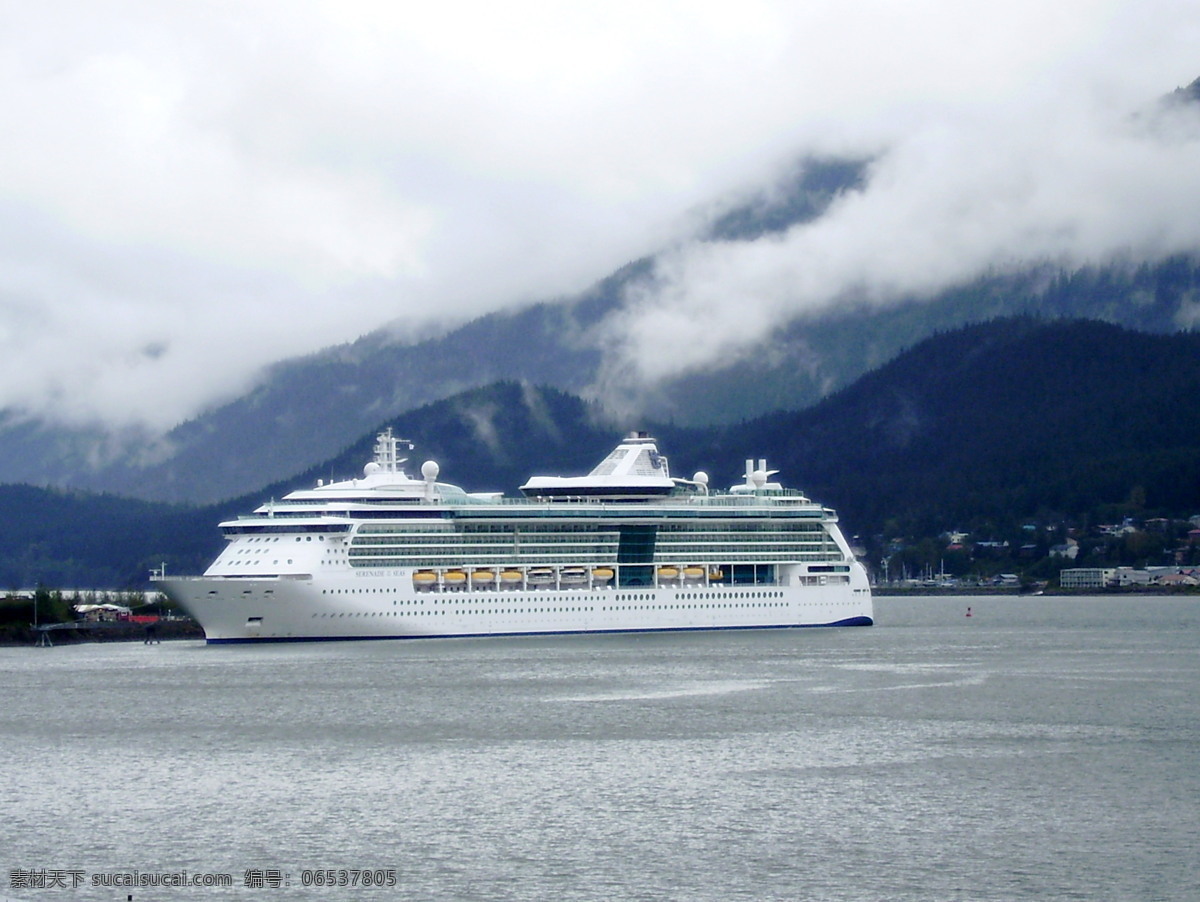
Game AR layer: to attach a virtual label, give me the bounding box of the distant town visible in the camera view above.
[869,514,1200,591]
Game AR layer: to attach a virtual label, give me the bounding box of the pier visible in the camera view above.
[26,618,203,646]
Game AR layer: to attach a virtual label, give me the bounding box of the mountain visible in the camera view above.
[0,382,631,590]
[3,80,1200,505]
[4,317,1200,590]
[0,158,869,502]
[5,76,1200,503]
[0,485,223,590]
[729,316,1200,538]
[8,247,1198,507]
[205,255,1200,505]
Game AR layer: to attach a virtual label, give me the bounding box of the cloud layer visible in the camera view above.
[604,89,1200,384]
[0,1,1197,429]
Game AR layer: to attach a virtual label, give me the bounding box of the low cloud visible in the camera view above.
[600,78,1200,389]
[0,1,1196,430]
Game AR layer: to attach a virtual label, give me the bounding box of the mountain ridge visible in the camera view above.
[4,251,1196,505]
[3,317,1199,589]
[3,75,1199,503]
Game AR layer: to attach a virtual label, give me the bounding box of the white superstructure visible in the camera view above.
[155,431,873,643]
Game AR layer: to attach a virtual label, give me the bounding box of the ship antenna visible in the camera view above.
[373,427,414,473]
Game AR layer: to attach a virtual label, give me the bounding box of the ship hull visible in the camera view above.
[159,572,873,644]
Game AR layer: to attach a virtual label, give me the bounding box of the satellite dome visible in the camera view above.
[421,460,440,480]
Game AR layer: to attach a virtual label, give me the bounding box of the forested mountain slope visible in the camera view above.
[4,318,1198,589]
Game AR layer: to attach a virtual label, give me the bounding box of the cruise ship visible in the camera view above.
[155,431,873,643]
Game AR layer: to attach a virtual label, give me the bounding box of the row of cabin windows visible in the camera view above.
[232,535,327,543]
[345,543,833,555]
[348,534,829,547]
[309,598,790,618]
[355,523,828,536]
[317,589,787,601]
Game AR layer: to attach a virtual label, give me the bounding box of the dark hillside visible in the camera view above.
[734,318,1200,535]
[0,486,225,589]
[3,318,1200,588]
[269,382,621,498]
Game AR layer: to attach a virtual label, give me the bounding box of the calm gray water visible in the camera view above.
[2,596,1198,902]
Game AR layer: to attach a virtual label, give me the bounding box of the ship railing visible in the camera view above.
[466,494,825,517]
[237,491,821,518]
[257,490,814,507]
[487,489,814,505]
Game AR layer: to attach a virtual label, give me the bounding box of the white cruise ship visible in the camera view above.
[155,431,873,643]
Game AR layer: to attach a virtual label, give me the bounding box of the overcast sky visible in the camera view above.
[1,1,1198,431]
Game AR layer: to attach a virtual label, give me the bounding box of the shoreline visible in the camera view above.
[0,618,205,647]
[6,589,1198,644]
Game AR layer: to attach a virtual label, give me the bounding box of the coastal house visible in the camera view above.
[973,540,1010,558]
[1059,568,1114,589]
[1155,571,1199,587]
[73,603,132,622]
[1112,567,1152,587]
[1050,538,1079,560]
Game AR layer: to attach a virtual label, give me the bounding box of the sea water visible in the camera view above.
[1,596,1198,901]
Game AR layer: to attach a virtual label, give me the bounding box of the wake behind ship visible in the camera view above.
[155,431,873,643]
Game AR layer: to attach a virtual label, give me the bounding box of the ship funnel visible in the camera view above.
[744,458,779,490]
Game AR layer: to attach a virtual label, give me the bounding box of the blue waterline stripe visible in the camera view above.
[204,616,873,644]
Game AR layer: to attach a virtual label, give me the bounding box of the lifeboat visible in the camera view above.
[657,566,680,583]
[471,569,496,586]
[443,570,467,588]
[682,566,705,583]
[591,567,614,584]
[413,570,437,591]
[500,570,523,587]
[560,567,587,585]
[708,568,725,582]
[527,568,555,587]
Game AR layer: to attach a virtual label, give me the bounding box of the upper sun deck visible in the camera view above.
[229,429,830,527]
[279,428,497,505]
[519,431,677,499]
